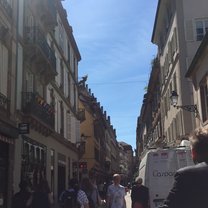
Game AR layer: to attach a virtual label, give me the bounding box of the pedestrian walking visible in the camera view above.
[98,182,105,199]
[77,178,90,208]
[106,173,126,208]
[59,178,79,208]
[80,177,100,208]
[11,180,32,208]
[27,170,53,208]
[89,175,102,207]
[131,178,149,208]
[160,127,208,208]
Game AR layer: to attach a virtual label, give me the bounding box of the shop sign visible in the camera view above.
[18,123,30,134]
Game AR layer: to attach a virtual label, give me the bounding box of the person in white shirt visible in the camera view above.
[106,174,126,208]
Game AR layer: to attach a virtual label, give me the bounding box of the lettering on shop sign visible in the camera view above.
[153,170,175,177]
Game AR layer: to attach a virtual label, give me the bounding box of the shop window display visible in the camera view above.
[21,136,47,189]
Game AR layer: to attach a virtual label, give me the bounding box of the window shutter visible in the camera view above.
[26,72,33,92]
[70,116,76,143]
[172,28,178,55]
[2,46,8,95]
[0,45,3,94]
[185,20,194,41]
[55,98,60,133]
[76,119,80,142]
[46,86,51,103]
[168,42,172,64]
[161,66,164,85]
[66,112,71,141]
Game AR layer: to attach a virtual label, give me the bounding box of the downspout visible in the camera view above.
[15,0,19,111]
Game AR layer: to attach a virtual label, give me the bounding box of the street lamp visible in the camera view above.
[76,134,91,156]
[75,134,90,181]
[170,91,199,117]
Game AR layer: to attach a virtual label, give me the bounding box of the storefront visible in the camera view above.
[0,120,18,208]
[0,140,9,208]
[21,135,47,188]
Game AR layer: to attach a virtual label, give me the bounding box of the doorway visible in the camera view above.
[0,141,8,208]
[57,164,66,198]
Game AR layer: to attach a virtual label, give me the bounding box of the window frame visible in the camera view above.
[195,19,208,41]
[199,75,208,123]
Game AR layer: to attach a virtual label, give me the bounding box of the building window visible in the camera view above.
[25,71,34,92]
[73,57,76,74]
[67,43,70,64]
[68,158,71,181]
[68,72,71,99]
[200,76,208,122]
[196,19,208,41]
[50,149,55,195]
[21,136,47,186]
[0,44,8,96]
[36,79,44,97]
[58,20,65,51]
[50,88,55,107]
[73,83,76,109]
[60,101,64,135]
[60,59,64,91]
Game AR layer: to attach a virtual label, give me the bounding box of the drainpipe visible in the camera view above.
[15,0,19,111]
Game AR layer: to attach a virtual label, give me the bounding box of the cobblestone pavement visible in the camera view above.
[125,191,132,208]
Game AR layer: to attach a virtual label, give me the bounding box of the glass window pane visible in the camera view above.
[196,21,203,28]
[205,20,208,32]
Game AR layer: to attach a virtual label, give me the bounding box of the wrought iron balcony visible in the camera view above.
[22,92,55,129]
[0,92,9,115]
[0,0,12,17]
[24,26,57,76]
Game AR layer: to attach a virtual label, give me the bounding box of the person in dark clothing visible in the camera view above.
[11,180,31,208]
[160,128,208,208]
[59,178,79,208]
[27,170,53,208]
[131,177,149,208]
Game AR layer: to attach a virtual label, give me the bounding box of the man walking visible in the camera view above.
[161,128,208,208]
[131,178,149,208]
[11,180,31,208]
[106,174,126,208]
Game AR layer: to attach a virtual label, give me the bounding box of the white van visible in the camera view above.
[138,146,194,208]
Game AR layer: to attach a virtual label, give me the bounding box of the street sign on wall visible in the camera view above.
[18,123,30,134]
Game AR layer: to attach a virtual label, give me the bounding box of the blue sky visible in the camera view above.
[62,0,158,150]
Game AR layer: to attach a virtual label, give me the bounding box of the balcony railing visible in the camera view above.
[0,92,9,114]
[22,92,55,129]
[24,26,57,75]
[0,0,12,17]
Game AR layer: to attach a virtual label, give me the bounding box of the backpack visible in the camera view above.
[59,189,79,208]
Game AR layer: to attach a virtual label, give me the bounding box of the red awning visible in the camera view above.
[0,134,14,144]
